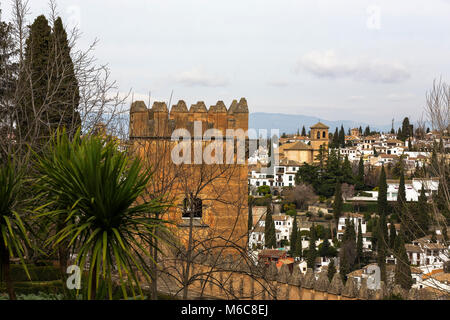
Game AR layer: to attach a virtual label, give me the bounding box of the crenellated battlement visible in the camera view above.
[178,253,450,300]
[129,98,249,138]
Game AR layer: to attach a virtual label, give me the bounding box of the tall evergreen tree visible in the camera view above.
[377,218,387,283]
[377,166,389,282]
[264,204,276,248]
[18,15,52,140]
[51,17,81,131]
[0,13,18,108]
[294,231,302,258]
[333,182,343,229]
[378,166,388,216]
[397,165,406,217]
[389,222,397,250]
[342,155,354,185]
[356,220,363,265]
[301,125,306,136]
[307,224,317,269]
[399,117,411,141]
[364,126,371,136]
[319,237,331,257]
[339,125,345,147]
[290,215,298,254]
[394,234,413,290]
[332,127,339,148]
[356,156,365,190]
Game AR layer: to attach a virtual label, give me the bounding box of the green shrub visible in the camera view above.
[0,280,64,295]
[9,264,62,282]
[285,209,297,217]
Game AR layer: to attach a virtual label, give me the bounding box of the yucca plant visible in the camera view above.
[35,129,168,300]
[0,161,31,300]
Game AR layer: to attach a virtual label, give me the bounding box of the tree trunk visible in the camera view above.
[0,242,16,300]
[182,207,194,300]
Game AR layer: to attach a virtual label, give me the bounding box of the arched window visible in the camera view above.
[322,131,326,138]
[182,196,202,218]
[316,131,320,139]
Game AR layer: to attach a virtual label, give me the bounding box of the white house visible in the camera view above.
[273,159,301,188]
[337,213,367,240]
[249,213,293,249]
[386,178,439,201]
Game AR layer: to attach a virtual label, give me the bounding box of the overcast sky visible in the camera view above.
[3,0,450,125]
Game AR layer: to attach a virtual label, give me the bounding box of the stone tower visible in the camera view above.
[310,122,329,160]
[129,98,249,252]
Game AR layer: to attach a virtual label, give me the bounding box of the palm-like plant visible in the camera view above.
[0,161,31,300]
[35,130,168,299]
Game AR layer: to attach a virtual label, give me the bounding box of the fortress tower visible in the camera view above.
[129,98,249,252]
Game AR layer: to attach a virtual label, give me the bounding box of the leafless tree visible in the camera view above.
[285,183,318,210]
[341,183,355,201]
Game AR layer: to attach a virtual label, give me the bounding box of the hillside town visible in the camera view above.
[0,0,449,305]
[248,119,450,296]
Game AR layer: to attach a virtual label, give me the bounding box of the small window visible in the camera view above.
[182,196,202,218]
[322,131,326,138]
[317,131,320,139]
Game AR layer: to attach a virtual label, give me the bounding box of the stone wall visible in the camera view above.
[180,254,449,300]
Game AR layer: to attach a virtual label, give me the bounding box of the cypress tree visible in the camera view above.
[333,181,343,228]
[51,17,81,132]
[377,166,389,282]
[339,125,345,147]
[397,165,406,216]
[327,259,336,282]
[389,222,397,250]
[319,237,331,257]
[332,127,339,148]
[377,218,387,283]
[356,220,363,265]
[356,156,365,190]
[399,117,411,141]
[436,182,449,220]
[394,234,413,290]
[342,155,354,185]
[364,126,370,136]
[18,15,52,140]
[301,125,306,136]
[264,204,276,249]
[294,231,302,258]
[307,225,317,269]
[378,166,388,216]
[290,215,298,254]
[0,13,18,151]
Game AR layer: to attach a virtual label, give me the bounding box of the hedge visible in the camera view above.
[0,280,64,295]
[9,264,62,282]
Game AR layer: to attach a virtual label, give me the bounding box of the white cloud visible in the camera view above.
[172,68,229,87]
[267,80,289,87]
[348,95,365,101]
[296,50,410,83]
[386,93,415,101]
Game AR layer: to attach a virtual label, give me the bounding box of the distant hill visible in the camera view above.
[249,112,401,135]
